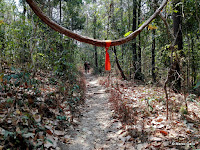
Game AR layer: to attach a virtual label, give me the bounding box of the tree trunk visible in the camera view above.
[60,0,61,24]
[191,37,196,86]
[22,0,27,63]
[93,0,98,68]
[113,47,127,80]
[152,0,157,83]
[128,0,131,30]
[23,0,27,23]
[120,0,124,65]
[48,0,51,18]
[172,0,183,92]
[132,0,137,72]
[138,0,142,73]
[60,0,63,44]
[152,29,156,83]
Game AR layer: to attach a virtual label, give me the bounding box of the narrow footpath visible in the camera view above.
[62,73,133,150]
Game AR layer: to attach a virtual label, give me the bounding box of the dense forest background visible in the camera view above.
[1,0,199,92]
[0,0,200,149]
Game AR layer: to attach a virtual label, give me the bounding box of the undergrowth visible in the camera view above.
[0,64,86,149]
[99,76,200,149]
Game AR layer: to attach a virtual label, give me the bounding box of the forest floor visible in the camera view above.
[59,73,134,150]
[61,73,200,150]
[0,67,200,149]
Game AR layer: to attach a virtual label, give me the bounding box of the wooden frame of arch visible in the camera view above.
[26,0,168,47]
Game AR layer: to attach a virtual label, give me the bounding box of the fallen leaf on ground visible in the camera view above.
[160,130,168,136]
[54,130,65,136]
[156,118,163,122]
[46,130,53,135]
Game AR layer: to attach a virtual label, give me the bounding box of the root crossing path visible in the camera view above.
[63,74,133,150]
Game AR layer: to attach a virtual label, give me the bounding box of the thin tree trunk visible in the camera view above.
[164,70,169,120]
[128,0,131,30]
[120,0,124,65]
[113,47,127,80]
[172,0,183,92]
[191,37,196,86]
[138,0,142,73]
[132,0,137,72]
[93,0,98,69]
[23,0,26,23]
[152,29,156,83]
[22,0,27,64]
[60,0,61,24]
[187,36,190,88]
[60,0,62,43]
[48,0,51,18]
[152,0,157,83]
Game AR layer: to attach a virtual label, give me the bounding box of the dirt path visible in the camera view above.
[60,74,133,150]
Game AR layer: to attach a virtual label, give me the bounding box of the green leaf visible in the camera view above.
[174,10,178,13]
[0,20,4,25]
[6,98,13,103]
[22,133,35,138]
[47,139,53,144]
[194,81,200,89]
[124,31,133,37]
[3,130,15,139]
[56,115,66,120]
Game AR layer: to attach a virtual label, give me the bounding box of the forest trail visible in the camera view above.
[61,73,132,150]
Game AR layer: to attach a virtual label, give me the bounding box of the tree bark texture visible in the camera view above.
[132,0,137,70]
[113,47,127,80]
[138,0,142,73]
[152,29,156,83]
[152,0,157,83]
[93,0,98,68]
[172,0,183,92]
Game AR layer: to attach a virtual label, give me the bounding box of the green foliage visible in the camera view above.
[124,31,133,37]
[179,106,188,115]
[56,115,67,120]
[194,81,200,89]
[134,71,145,81]
[183,0,200,33]
[2,68,37,88]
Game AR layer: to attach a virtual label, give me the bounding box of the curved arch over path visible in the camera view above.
[26,0,168,47]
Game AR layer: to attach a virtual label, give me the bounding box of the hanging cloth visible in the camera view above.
[105,40,112,71]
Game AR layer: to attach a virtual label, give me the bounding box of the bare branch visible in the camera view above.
[159,13,175,40]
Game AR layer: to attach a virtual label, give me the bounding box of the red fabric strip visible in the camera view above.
[105,40,111,71]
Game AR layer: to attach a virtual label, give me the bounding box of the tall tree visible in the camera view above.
[191,37,196,87]
[137,0,141,73]
[93,0,98,69]
[172,0,183,92]
[132,0,137,73]
[113,46,127,80]
[152,28,156,83]
[120,0,124,65]
[152,0,157,83]
[22,0,27,63]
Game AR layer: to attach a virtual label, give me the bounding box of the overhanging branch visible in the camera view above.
[26,0,168,47]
